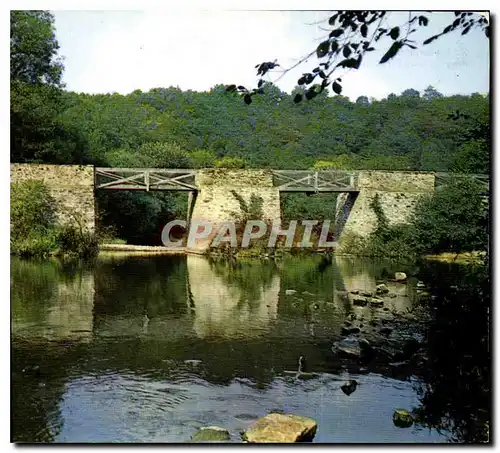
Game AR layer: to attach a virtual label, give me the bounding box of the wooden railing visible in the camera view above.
[95,168,197,191]
[271,170,358,192]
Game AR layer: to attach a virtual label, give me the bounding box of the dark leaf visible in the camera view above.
[293,93,303,103]
[312,67,320,73]
[257,79,264,88]
[343,45,352,57]
[350,22,358,31]
[225,84,237,92]
[443,25,452,33]
[390,27,400,40]
[237,86,246,91]
[331,40,339,53]
[405,42,417,49]
[379,41,403,64]
[316,40,330,58]
[485,26,490,38]
[318,70,326,79]
[305,73,315,84]
[453,18,461,27]
[337,78,342,82]
[330,28,344,38]
[351,43,359,50]
[328,13,339,26]
[332,81,342,94]
[423,34,440,45]
[361,23,368,37]
[305,89,318,100]
[366,47,375,51]
[462,26,472,35]
[337,58,358,69]
[298,76,306,85]
[243,94,252,105]
[418,15,429,26]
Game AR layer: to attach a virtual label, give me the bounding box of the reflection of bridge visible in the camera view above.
[11,255,416,343]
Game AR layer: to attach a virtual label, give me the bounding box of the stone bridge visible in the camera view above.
[10,164,489,250]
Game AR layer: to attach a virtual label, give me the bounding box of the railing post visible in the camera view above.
[145,170,150,191]
[314,171,318,192]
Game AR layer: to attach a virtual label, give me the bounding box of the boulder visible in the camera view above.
[341,326,360,336]
[376,284,389,295]
[369,298,384,307]
[353,297,369,306]
[392,409,414,428]
[341,380,359,396]
[360,291,373,297]
[285,289,297,295]
[394,272,407,282]
[332,337,362,359]
[242,413,317,443]
[191,426,230,442]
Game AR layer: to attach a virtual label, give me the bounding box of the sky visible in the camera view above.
[50,10,489,100]
[53,7,489,100]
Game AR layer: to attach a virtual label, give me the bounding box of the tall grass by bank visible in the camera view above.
[10,180,98,258]
[338,178,489,262]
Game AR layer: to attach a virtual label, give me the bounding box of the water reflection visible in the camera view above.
[187,256,279,339]
[10,255,490,443]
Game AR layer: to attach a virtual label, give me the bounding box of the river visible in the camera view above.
[11,254,490,443]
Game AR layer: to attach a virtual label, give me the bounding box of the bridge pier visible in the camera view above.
[188,169,281,252]
[336,171,435,239]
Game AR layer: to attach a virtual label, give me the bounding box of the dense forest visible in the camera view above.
[11,11,490,246]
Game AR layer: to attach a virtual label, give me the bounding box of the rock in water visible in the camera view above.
[353,297,369,306]
[392,409,414,428]
[242,413,317,443]
[376,284,389,294]
[285,289,297,295]
[341,380,359,396]
[191,426,230,442]
[394,272,407,282]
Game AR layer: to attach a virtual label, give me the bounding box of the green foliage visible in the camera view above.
[215,156,247,169]
[11,180,57,240]
[56,224,98,258]
[410,178,488,255]
[345,179,489,259]
[10,180,98,257]
[230,190,264,221]
[190,149,217,168]
[10,11,63,86]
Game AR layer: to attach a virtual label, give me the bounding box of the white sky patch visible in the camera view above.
[53,10,490,98]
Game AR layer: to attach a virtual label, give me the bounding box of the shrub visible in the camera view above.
[215,156,247,169]
[11,180,57,240]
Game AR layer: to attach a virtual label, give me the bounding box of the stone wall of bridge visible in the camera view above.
[336,171,436,239]
[188,169,281,252]
[10,164,95,231]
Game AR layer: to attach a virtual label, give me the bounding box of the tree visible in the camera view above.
[423,85,443,101]
[227,11,489,104]
[10,11,64,86]
[10,11,87,163]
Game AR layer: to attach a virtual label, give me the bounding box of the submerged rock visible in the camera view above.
[191,426,230,442]
[393,409,414,428]
[341,380,359,396]
[242,413,317,443]
[394,272,407,282]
